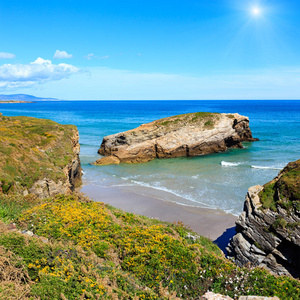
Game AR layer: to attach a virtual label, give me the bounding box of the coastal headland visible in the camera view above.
[94,112,258,165]
[0,100,33,103]
[0,112,81,197]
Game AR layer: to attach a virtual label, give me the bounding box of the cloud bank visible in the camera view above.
[53,50,73,59]
[0,57,79,89]
[0,52,16,59]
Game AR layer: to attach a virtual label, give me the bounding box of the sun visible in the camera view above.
[251,6,262,16]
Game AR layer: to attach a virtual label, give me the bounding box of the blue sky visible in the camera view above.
[0,0,300,100]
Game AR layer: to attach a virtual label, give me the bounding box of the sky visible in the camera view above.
[0,0,300,100]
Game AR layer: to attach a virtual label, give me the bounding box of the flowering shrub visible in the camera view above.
[16,194,300,299]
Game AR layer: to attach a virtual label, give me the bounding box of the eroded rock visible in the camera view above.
[94,112,257,165]
[227,160,300,279]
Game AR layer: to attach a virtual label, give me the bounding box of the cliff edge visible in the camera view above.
[227,159,300,278]
[94,112,257,165]
[0,112,81,198]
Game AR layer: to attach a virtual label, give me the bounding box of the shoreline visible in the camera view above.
[80,183,238,250]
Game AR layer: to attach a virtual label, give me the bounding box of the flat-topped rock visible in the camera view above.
[94,112,258,165]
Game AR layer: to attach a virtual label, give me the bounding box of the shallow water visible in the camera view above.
[1,100,299,215]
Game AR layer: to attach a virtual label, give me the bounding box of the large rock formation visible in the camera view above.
[94,112,257,165]
[0,113,81,198]
[227,160,300,278]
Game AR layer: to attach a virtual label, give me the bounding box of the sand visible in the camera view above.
[80,183,237,246]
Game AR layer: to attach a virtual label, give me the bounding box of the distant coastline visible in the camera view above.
[0,93,59,102]
[0,100,33,103]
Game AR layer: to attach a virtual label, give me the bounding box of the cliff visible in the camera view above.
[94,112,257,165]
[227,159,300,278]
[0,112,81,198]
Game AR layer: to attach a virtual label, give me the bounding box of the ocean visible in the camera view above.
[1,100,299,216]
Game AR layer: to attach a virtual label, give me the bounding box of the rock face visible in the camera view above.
[94,112,257,165]
[28,130,81,198]
[227,160,300,279]
[0,114,82,198]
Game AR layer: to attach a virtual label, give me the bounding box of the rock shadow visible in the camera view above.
[213,226,236,255]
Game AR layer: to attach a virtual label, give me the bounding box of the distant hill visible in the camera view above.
[0,94,59,102]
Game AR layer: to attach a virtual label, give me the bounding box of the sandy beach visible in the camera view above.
[80,183,238,249]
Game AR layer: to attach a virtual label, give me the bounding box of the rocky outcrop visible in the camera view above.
[28,131,81,198]
[0,114,82,198]
[94,112,257,165]
[227,160,300,278]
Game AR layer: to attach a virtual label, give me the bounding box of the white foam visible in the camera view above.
[130,180,212,208]
[251,165,282,170]
[221,161,241,167]
[110,183,136,187]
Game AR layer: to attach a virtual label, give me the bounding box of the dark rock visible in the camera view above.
[227,160,300,279]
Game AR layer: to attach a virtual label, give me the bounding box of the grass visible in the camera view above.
[0,114,79,193]
[156,112,221,129]
[259,159,300,214]
[0,193,299,300]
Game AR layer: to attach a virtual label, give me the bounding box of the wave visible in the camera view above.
[251,165,282,170]
[130,180,212,208]
[221,161,241,167]
[110,183,136,187]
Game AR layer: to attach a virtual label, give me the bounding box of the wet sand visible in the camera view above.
[80,184,237,243]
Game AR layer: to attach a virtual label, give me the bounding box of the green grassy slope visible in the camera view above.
[259,159,300,214]
[0,113,79,194]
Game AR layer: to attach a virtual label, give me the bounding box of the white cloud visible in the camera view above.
[0,52,16,59]
[84,53,110,60]
[84,53,96,60]
[0,57,79,89]
[53,50,73,59]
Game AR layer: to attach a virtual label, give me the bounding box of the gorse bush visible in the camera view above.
[0,193,294,300]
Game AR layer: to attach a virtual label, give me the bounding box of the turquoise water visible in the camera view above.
[1,100,299,215]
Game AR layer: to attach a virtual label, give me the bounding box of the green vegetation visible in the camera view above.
[0,193,299,300]
[156,112,221,129]
[259,159,300,214]
[226,114,235,119]
[259,182,277,211]
[0,114,78,193]
[272,216,288,229]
